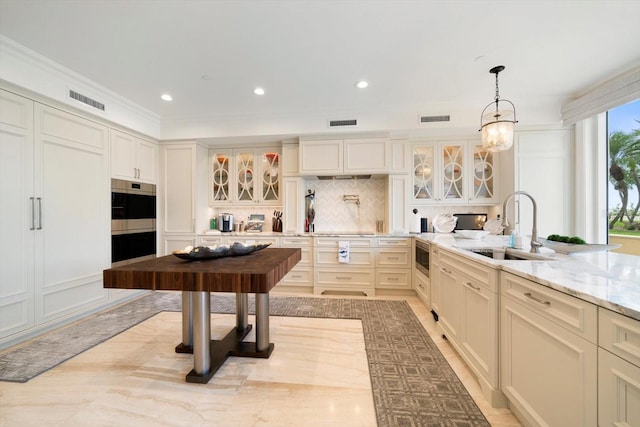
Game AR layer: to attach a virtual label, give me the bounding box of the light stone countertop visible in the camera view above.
[416,233,640,321]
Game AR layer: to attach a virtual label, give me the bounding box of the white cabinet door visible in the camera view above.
[344,138,388,173]
[282,177,303,233]
[0,90,35,339]
[135,137,157,183]
[501,294,597,427]
[111,129,157,183]
[162,144,196,235]
[299,139,343,175]
[388,174,409,233]
[35,104,110,324]
[438,263,463,341]
[598,348,640,427]
[429,246,441,316]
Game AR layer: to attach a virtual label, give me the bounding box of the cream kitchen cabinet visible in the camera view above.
[411,139,497,205]
[429,245,441,318]
[501,271,597,427]
[375,238,411,290]
[598,308,640,427]
[161,142,209,254]
[209,147,281,206]
[437,249,502,406]
[110,129,158,183]
[414,269,430,306]
[299,138,388,175]
[1,90,112,347]
[279,236,314,289]
[313,237,376,296]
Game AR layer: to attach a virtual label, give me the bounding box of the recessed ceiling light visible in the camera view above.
[161,94,173,101]
[254,87,265,96]
[355,80,369,89]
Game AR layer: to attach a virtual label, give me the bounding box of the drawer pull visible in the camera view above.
[440,267,452,275]
[387,256,399,260]
[524,292,551,306]
[464,282,481,291]
[336,276,352,280]
[290,274,302,278]
[388,277,399,281]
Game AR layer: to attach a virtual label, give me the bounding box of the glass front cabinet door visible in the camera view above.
[412,141,466,204]
[210,151,232,204]
[210,147,281,205]
[470,144,498,204]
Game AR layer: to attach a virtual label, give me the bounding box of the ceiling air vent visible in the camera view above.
[329,119,358,127]
[420,115,450,123]
[69,90,105,111]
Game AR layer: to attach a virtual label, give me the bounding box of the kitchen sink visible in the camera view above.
[463,248,557,261]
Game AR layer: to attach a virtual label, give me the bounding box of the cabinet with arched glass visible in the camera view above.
[411,140,498,205]
[209,147,281,206]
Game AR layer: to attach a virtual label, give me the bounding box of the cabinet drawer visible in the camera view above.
[315,248,374,267]
[378,238,411,248]
[376,269,411,289]
[280,237,312,247]
[316,269,374,288]
[199,236,225,246]
[599,308,640,367]
[501,272,598,343]
[441,249,498,291]
[375,249,411,268]
[230,236,280,246]
[280,267,313,287]
[314,237,375,248]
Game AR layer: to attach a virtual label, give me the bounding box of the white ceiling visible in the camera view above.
[1,0,639,142]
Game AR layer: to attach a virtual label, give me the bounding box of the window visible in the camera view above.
[607,99,640,254]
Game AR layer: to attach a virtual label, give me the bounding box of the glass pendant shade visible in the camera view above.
[481,109,515,152]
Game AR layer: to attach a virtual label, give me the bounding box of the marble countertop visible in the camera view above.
[200,231,413,238]
[416,233,640,322]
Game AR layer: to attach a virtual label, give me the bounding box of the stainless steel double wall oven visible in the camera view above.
[111,179,156,267]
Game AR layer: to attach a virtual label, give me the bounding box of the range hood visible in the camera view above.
[316,175,372,180]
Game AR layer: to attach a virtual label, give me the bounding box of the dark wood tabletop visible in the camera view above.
[103,247,301,293]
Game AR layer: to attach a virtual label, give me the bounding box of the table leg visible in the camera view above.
[255,293,270,352]
[175,291,193,353]
[236,292,249,331]
[192,291,211,376]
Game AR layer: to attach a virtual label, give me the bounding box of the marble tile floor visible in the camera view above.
[0,293,521,426]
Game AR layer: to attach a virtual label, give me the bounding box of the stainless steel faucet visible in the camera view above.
[501,191,543,253]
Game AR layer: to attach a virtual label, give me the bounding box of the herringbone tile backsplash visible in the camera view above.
[305,179,385,233]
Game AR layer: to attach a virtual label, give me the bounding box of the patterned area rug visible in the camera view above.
[0,293,489,426]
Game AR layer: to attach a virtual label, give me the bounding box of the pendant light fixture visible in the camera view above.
[479,65,518,152]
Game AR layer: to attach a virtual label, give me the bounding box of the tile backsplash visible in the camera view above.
[304,178,385,233]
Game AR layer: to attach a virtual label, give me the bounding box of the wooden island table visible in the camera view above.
[103,247,301,384]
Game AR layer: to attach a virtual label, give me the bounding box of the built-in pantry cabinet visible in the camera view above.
[110,128,158,183]
[161,142,209,254]
[0,88,116,348]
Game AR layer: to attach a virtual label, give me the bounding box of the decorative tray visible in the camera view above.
[538,238,620,254]
[172,242,271,260]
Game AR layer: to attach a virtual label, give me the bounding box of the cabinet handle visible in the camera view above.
[336,276,352,280]
[290,274,302,278]
[388,277,399,281]
[524,292,551,306]
[37,197,42,230]
[387,256,399,260]
[440,267,452,275]
[30,197,35,230]
[464,282,481,292]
